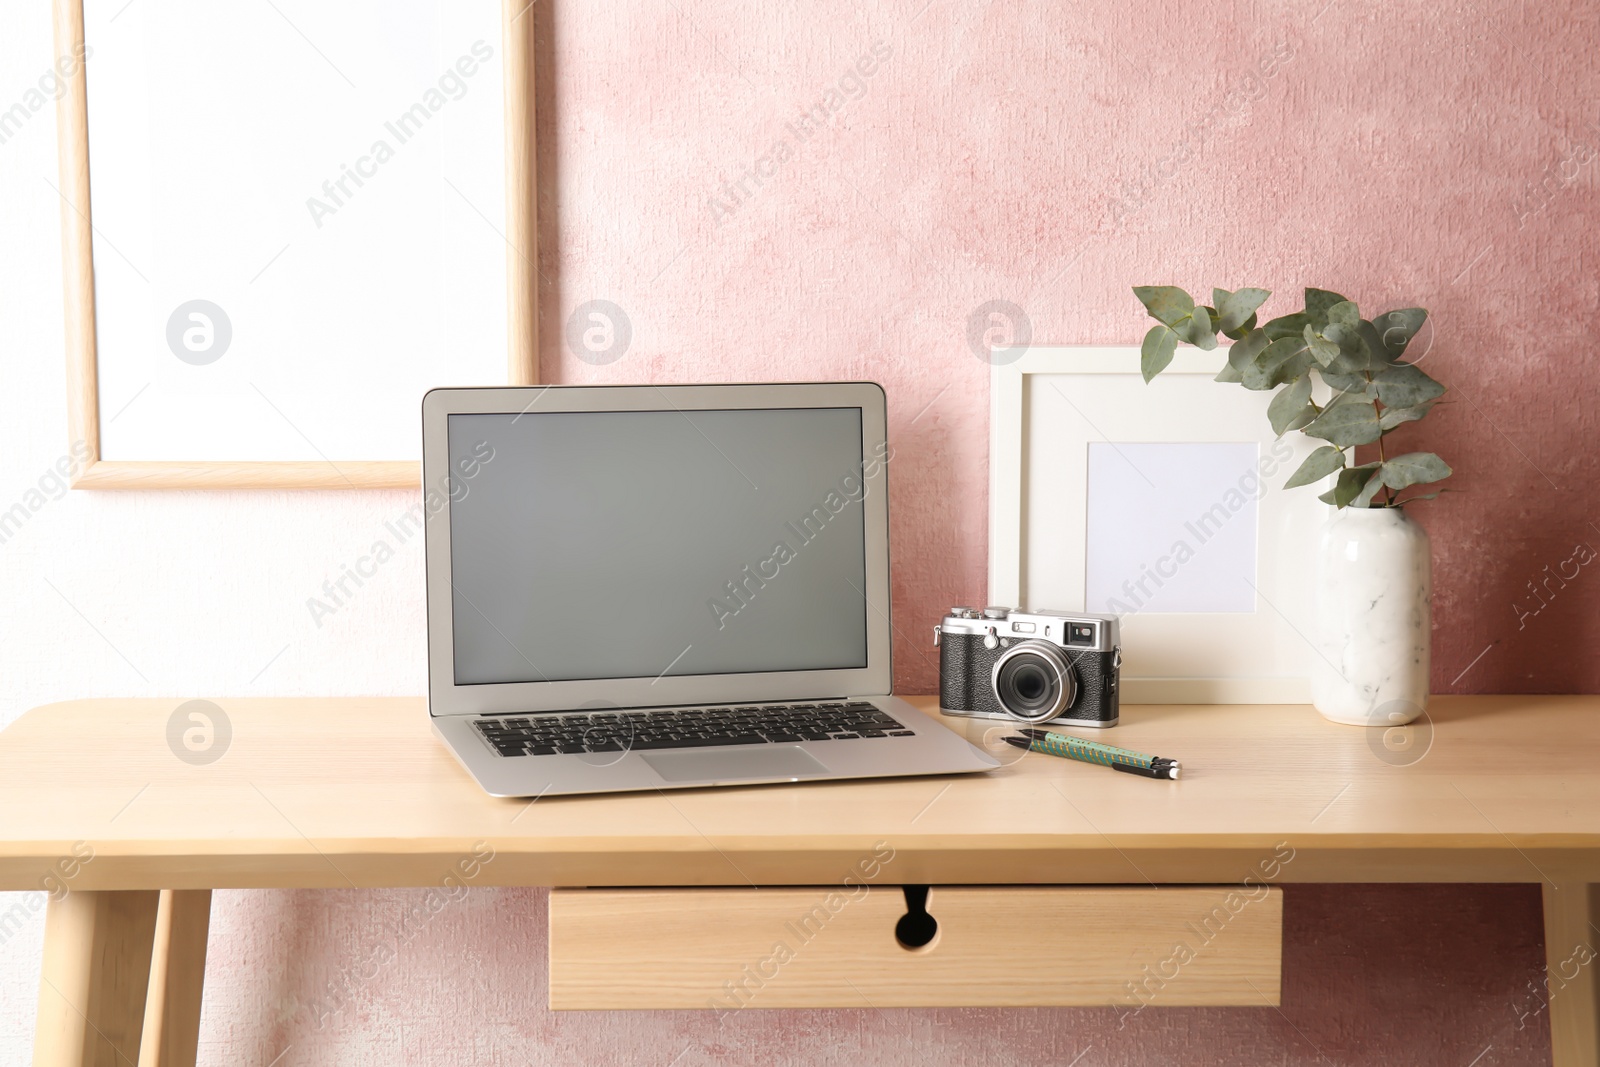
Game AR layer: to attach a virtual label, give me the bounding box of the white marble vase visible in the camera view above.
[1310,506,1431,726]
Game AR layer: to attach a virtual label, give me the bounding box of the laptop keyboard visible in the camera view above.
[475,701,914,758]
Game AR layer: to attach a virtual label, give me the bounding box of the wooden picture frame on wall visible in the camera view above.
[53,0,537,490]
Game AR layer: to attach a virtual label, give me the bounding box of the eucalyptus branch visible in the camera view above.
[1363,367,1396,507]
[1132,286,1452,509]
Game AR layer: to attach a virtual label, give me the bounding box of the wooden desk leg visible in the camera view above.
[1543,881,1600,1067]
[137,890,212,1067]
[33,890,160,1067]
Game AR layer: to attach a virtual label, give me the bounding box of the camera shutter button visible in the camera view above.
[982,607,1008,619]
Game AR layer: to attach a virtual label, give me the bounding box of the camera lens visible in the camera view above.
[1015,663,1050,701]
[997,658,1055,716]
[991,642,1077,721]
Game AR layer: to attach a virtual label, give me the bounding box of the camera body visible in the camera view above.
[936,607,1121,727]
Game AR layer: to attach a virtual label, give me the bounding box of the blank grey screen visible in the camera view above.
[447,408,870,684]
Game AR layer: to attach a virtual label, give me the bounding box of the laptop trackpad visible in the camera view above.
[643,746,830,783]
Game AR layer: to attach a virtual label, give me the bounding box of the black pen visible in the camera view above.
[1106,759,1180,780]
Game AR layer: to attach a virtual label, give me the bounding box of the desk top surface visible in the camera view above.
[2,695,1597,890]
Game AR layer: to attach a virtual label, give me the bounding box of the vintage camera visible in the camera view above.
[935,607,1121,726]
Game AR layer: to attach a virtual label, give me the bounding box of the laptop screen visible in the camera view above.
[446,407,871,686]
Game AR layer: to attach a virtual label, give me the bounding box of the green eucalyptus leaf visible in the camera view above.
[1379,398,1437,430]
[1323,349,1363,378]
[1302,393,1383,447]
[1351,470,1389,508]
[1394,490,1441,505]
[1305,288,1351,327]
[1208,293,1260,338]
[1378,451,1453,491]
[1262,312,1309,341]
[1133,286,1195,328]
[1268,375,1316,435]
[1218,287,1271,333]
[1242,336,1312,390]
[1227,329,1270,372]
[1355,319,1396,369]
[1303,324,1341,366]
[1223,313,1259,340]
[1325,300,1360,327]
[1315,319,1392,375]
[1374,308,1428,359]
[1317,367,1372,396]
[1322,322,1390,374]
[1214,362,1244,383]
[1318,464,1380,507]
[1284,445,1346,489]
[1371,362,1445,407]
[1141,324,1178,381]
[1173,305,1218,350]
[1324,320,1372,361]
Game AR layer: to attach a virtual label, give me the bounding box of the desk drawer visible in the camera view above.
[548,885,1282,1009]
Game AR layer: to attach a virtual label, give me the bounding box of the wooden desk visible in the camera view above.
[3,695,1598,1065]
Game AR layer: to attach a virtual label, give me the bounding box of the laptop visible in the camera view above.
[421,382,999,797]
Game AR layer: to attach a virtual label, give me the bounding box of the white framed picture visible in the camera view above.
[989,346,1330,703]
[57,0,537,488]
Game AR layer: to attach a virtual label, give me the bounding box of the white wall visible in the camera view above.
[1,5,430,1059]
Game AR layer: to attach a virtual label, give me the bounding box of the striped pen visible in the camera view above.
[1003,727,1181,780]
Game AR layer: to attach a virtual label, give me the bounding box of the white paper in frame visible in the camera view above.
[989,346,1330,703]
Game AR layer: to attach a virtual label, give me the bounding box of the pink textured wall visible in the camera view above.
[189,0,1599,1063]
[198,884,1550,1066]
[538,0,1600,699]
